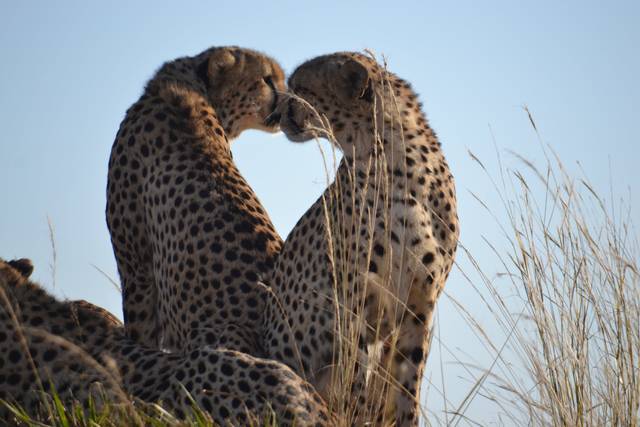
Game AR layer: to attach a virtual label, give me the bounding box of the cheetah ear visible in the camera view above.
[8,258,34,278]
[336,59,373,103]
[207,48,237,81]
[197,48,237,89]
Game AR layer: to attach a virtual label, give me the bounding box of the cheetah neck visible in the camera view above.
[335,107,457,267]
[322,114,455,293]
[342,113,445,194]
[325,120,450,264]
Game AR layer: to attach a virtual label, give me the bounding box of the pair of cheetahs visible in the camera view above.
[1,46,458,426]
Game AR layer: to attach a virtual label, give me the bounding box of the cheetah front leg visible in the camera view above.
[358,273,398,426]
[389,276,439,427]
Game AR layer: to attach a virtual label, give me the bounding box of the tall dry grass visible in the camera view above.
[440,113,639,426]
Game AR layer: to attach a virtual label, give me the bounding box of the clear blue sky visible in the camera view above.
[1,1,638,424]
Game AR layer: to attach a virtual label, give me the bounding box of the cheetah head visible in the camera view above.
[278,52,386,154]
[196,47,286,138]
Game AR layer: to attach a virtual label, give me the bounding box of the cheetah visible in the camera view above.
[0,258,128,420]
[106,46,285,352]
[263,53,459,426]
[0,257,335,425]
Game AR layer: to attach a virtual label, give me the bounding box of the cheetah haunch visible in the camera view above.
[264,52,459,426]
[0,257,335,425]
[107,46,285,353]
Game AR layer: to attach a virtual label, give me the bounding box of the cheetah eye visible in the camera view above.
[263,76,276,91]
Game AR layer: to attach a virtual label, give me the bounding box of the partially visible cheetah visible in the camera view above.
[107,46,285,352]
[264,53,459,426]
[0,258,335,426]
[0,259,128,419]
